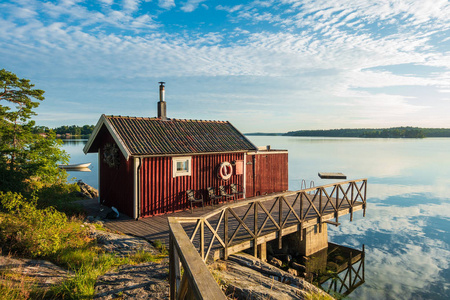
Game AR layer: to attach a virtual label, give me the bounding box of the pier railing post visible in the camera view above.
[169,231,181,300]
[200,219,205,260]
[224,209,228,260]
[254,202,258,257]
[335,184,339,223]
[319,188,323,233]
[278,197,283,249]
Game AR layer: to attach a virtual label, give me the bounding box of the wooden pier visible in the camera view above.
[168,179,367,299]
[80,179,367,299]
[93,179,366,257]
[91,179,367,259]
[172,179,367,261]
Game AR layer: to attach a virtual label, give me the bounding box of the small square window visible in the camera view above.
[173,157,191,177]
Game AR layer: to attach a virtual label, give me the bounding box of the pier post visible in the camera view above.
[257,242,267,262]
[286,223,328,256]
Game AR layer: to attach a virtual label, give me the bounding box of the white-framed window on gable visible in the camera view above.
[172,156,192,177]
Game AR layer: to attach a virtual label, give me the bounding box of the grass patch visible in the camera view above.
[0,270,34,300]
[0,191,165,299]
[152,240,168,256]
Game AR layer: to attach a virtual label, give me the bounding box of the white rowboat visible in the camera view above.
[59,162,91,169]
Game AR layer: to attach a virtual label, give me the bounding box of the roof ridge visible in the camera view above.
[105,115,228,123]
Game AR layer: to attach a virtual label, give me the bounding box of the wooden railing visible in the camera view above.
[174,179,367,261]
[168,179,367,299]
[168,218,227,300]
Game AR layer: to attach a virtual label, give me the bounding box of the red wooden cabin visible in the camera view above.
[83,83,288,218]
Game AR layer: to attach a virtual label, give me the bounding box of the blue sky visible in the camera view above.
[1,0,449,132]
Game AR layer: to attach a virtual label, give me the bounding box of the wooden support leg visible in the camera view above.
[257,242,267,262]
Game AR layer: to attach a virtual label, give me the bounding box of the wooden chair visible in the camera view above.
[230,183,244,200]
[186,190,204,213]
[219,185,234,203]
[207,187,222,207]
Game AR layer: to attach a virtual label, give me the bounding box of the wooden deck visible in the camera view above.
[80,179,367,261]
[79,197,235,246]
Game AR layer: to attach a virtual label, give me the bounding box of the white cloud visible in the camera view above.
[123,0,141,12]
[181,0,207,13]
[216,5,243,14]
[158,0,175,10]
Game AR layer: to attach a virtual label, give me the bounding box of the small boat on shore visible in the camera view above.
[59,162,91,170]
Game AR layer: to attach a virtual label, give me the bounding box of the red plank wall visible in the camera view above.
[140,152,245,217]
[98,129,135,217]
[246,152,288,198]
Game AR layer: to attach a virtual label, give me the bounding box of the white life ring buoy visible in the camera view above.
[218,161,233,180]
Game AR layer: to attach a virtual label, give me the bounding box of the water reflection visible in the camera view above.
[61,136,450,299]
[246,136,450,299]
[306,243,365,298]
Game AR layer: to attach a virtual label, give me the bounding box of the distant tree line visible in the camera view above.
[33,125,95,137]
[284,127,450,138]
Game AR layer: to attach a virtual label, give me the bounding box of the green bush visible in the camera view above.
[0,191,87,257]
[34,183,84,216]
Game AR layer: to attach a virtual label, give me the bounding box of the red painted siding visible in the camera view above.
[140,152,245,217]
[98,127,135,217]
[246,152,288,197]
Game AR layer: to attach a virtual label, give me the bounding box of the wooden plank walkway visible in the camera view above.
[78,197,235,246]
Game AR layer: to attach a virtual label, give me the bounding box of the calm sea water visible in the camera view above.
[62,137,450,299]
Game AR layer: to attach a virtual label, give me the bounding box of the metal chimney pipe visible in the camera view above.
[157,82,167,120]
[159,81,165,102]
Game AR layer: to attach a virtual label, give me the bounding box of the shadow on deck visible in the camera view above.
[77,197,235,246]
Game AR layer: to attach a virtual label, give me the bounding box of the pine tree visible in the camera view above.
[0,69,69,192]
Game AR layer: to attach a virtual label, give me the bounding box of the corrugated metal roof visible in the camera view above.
[103,115,257,156]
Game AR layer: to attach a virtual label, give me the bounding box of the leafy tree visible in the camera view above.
[0,69,69,192]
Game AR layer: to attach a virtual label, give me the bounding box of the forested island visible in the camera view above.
[247,127,450,138]
[35,125,450,139]
[33,124,95,138]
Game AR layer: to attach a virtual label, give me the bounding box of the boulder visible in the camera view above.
[288,268,298,276]
[291,262,306,273]
[77,180,99,199]
[269,257,283,268]
[215,253,333,300]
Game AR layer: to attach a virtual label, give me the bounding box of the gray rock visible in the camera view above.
[0,256,71,288]
[214,253,333,300]
[77,180,99,199]
[269,257,283,268]
[94,261,169,299]
[291,262,306,273]
[288,268,298,276]
[91,230,159,257]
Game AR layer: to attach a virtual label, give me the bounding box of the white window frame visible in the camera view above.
[172,156,192,178]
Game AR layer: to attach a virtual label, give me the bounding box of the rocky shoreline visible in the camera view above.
[1,220,333,299]
[1,182,332,299]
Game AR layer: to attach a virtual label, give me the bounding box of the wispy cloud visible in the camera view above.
[1,0,449,129]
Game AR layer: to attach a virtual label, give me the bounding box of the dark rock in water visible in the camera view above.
[77,180,99,199]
